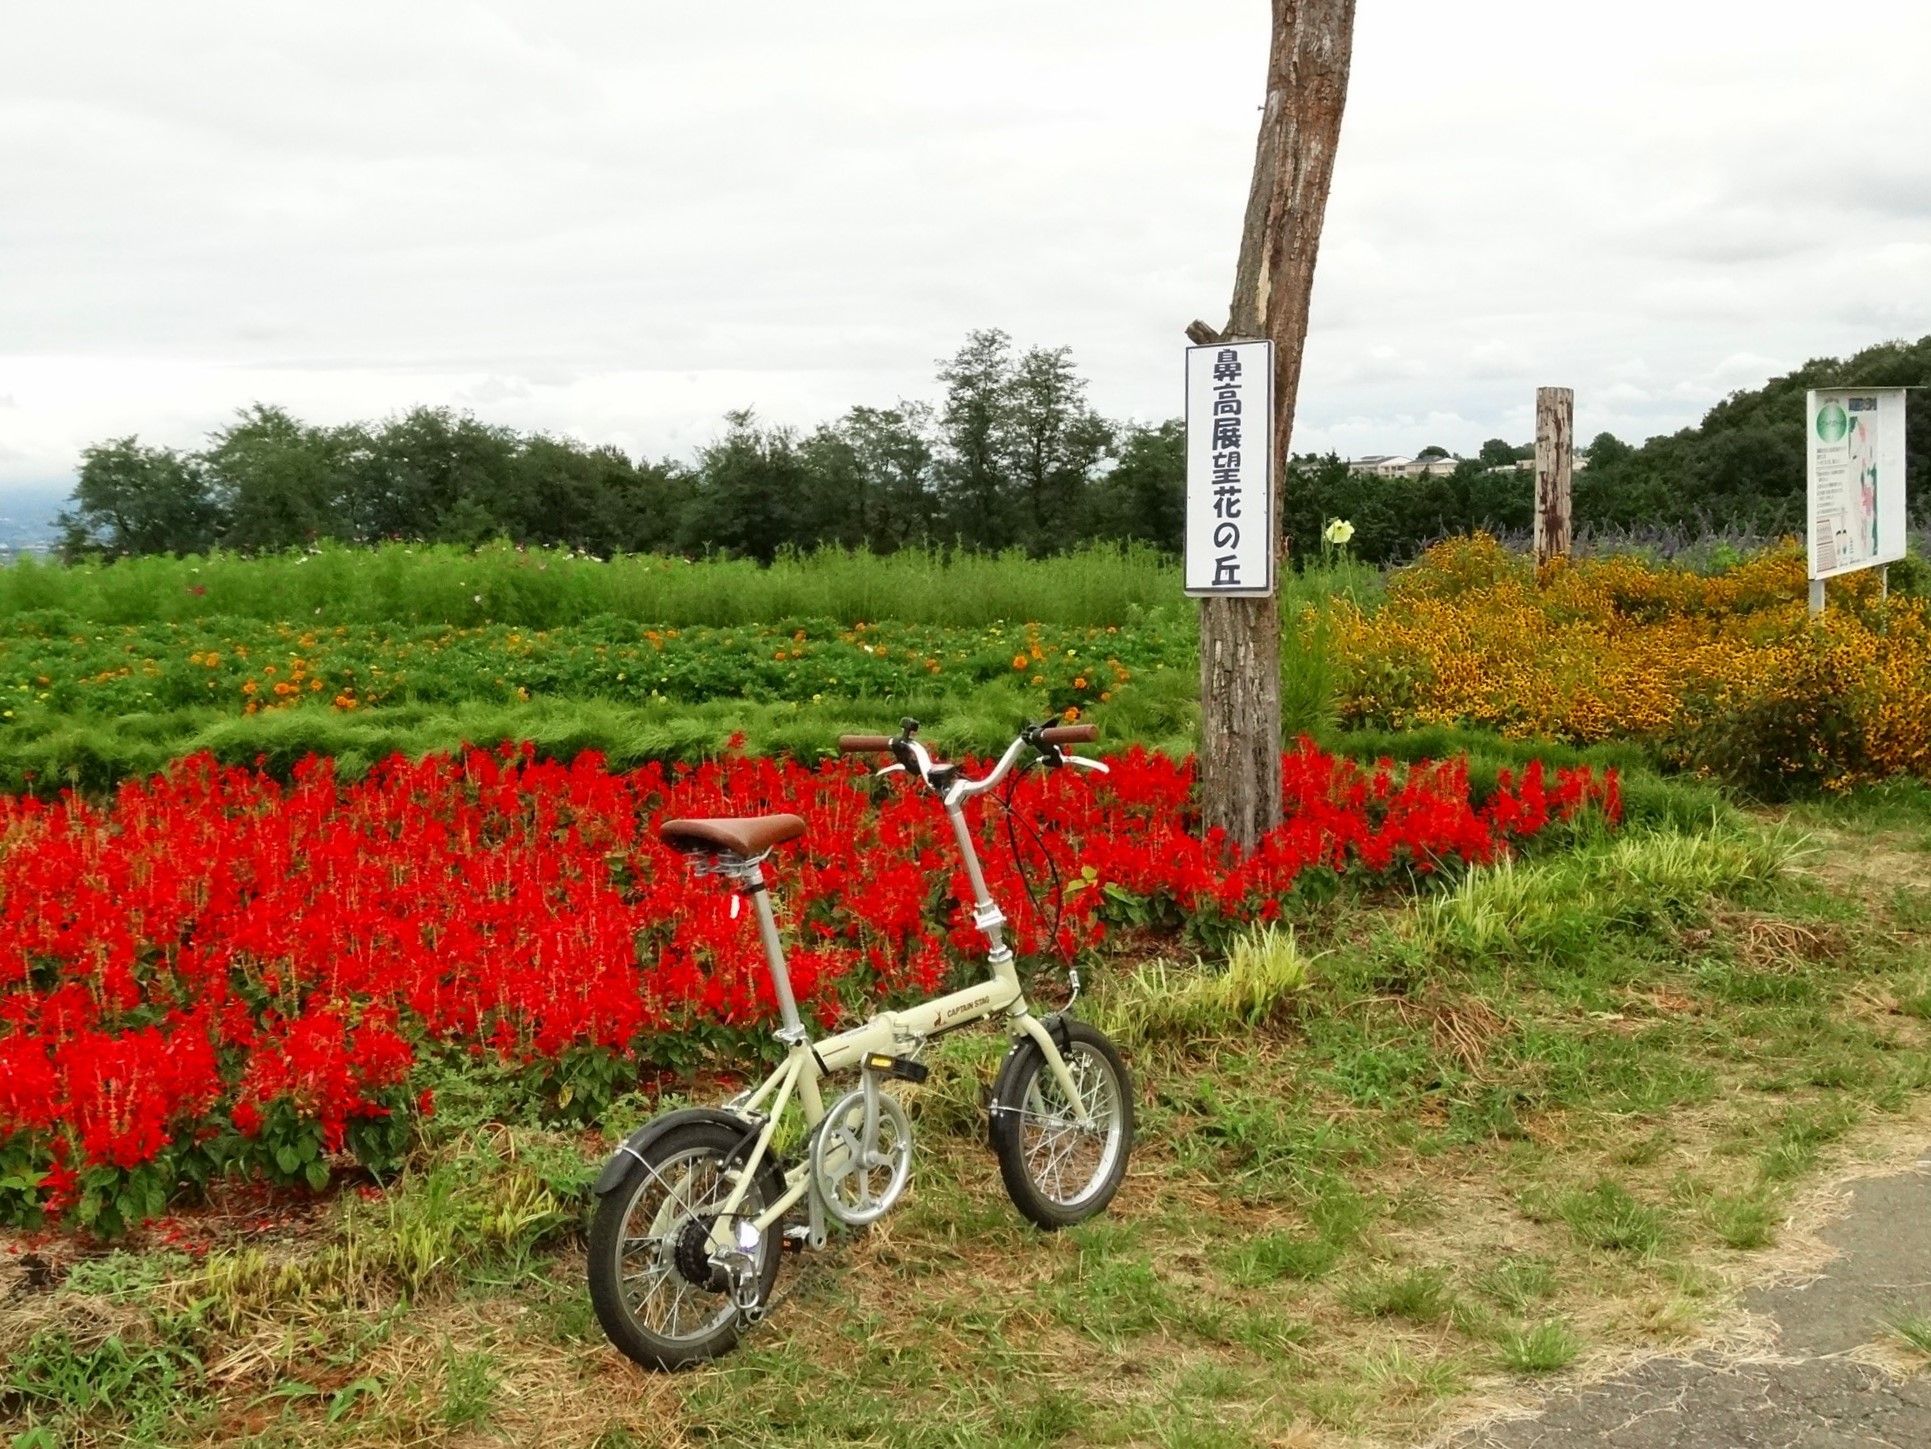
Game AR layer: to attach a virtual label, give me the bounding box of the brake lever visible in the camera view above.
[1062,753,1110,775]
[873,763,907,778]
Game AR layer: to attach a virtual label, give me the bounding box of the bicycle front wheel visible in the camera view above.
[990,1020,1134,1229]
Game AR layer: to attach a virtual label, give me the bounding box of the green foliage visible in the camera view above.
[1886,1310,1931,1358]
[1553,1180,1668,1255]
[1576,334,1931,537]
[57,436,222,558]
[0,552,1398,792]
[47,329,1142,564]
[1494,1319,1581,1373]
[1706,1190,1778,1249]
[1,538,1187,628]
[1092,925,1313,1051]
[45,332,1931,574]
[3,1328,205,1441]
[0,612,1186,722]
[1215,1229,1345,1286]
[1342,1266,1455,1322]
[1475,1258,1555,1312]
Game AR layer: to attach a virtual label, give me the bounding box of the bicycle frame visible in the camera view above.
[691,734,1094,1250]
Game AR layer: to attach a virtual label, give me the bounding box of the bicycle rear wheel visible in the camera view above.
[587,1120,784,1370]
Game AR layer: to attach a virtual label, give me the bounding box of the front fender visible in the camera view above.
[591,1106,763,1196]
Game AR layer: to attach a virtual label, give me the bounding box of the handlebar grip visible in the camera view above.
[837,734,895,753]
[1040,724,1100,746]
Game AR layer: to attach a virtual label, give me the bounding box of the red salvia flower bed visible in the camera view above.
[0,741,1617,1229]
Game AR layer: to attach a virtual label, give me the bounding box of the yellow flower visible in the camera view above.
[1013,655,1028,671]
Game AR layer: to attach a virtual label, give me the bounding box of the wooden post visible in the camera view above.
[1188,0,1356,851]
[1533,386,1574,567]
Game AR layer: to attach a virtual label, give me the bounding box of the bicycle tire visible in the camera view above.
[990,1020,1134,1229]
[587,1120,785,1370]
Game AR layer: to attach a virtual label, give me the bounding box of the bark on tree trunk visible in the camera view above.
[1196,0,1356,851]
[1533,386,1574,568]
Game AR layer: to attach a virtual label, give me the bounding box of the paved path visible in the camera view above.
[1439,1154,1931,1448]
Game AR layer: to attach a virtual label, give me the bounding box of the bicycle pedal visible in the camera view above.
[863,1052,929,1084]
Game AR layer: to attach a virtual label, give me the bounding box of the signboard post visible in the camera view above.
[1184,339,1275,598]
[1807,387,1908,616]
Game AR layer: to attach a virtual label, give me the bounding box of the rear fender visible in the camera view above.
[591,1106,766,1196]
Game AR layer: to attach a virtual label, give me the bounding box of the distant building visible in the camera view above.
[1482,455,1589,475]
[1349,454,1412,477]
[1347,454,1461,479]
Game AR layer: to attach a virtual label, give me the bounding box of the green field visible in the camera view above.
[0,547,1380,790]
[0,542,1192,629]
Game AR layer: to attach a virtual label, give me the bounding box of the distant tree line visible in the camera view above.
[58,332,1931,567]
[60,331,1177,565]
[1573,335,1931,539]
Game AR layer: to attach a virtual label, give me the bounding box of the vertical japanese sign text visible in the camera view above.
[1185,339,1275,597]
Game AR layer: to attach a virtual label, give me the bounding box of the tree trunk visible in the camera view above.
[1533,386,1573,567]
[1196,0,1356,851]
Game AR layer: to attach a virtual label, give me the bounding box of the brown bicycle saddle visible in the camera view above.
[657,814,806,857]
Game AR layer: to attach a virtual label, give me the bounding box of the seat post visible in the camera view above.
[740,859,807,1043]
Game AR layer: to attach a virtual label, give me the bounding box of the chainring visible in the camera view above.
[809,1083,914,1227]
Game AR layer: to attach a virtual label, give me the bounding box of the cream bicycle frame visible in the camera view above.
[698,733,1098,1247]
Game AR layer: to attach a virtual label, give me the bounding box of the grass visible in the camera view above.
[1494,1320,1581,1373]
[1475,1259,1556,1313]
[1091,924,1313,1051]
[1551,1181,1670,1257]
[1342,1267,1456,1323]
[1706,1191,1779,1249]
[6,758,1931,1445]
[0,540,1384,630]
[1886,1310,1931,1358]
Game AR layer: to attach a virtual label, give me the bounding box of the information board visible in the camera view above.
[1808,387,1907,581]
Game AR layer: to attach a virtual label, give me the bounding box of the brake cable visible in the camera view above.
[998,751,1066,976]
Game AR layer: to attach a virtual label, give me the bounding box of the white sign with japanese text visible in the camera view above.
[1807,387,1907,581]
[1185,339,1275,597]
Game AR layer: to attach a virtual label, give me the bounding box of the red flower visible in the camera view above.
[0,738,1618,1211]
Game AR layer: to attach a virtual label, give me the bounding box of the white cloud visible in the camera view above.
[0,0,1926,498]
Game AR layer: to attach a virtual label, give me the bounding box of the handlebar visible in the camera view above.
[842,718,1107,802]
[1039,724,1098,746]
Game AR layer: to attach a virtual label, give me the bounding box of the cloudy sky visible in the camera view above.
[2,0,1927,502]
